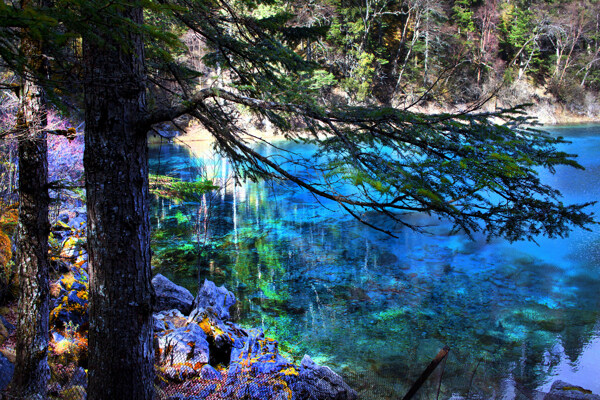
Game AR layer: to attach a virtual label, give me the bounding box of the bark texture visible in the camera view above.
[83,4,154,399]
[11,5,51,398]
[13,117,50,400]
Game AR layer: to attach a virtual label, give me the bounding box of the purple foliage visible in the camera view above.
[47,111,84,185]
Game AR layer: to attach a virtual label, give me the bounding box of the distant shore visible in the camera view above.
[175,101,600,157]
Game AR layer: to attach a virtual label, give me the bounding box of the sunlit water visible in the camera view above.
[149,125,600,399]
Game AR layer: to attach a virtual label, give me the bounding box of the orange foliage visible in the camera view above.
[0,231,11,271]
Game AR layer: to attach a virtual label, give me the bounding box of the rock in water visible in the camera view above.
[0,352,14,391]
[296,355,358,400]
[152,274,194,315]
[193,280,236,320]
[544,380,600,400]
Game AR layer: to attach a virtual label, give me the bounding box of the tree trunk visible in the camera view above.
[11,1,51,396]
[12,96,50,400]
[83,5,154,399]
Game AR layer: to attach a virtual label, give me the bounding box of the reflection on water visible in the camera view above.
[149,126,600,399]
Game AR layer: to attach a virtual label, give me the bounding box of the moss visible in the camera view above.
[280,366,298,376]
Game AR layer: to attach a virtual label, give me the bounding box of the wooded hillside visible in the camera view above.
[204,0,599,119]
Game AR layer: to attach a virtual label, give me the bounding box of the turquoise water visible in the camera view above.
[149,125,600,399]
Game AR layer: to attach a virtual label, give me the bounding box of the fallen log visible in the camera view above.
[402,345,450,400]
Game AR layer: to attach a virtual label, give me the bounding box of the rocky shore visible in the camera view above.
[152,276,357,399]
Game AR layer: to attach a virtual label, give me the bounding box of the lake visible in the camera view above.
[149,124,600,399]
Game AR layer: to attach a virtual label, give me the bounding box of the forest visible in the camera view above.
[0,0,599,399]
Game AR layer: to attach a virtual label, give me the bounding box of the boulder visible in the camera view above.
[153,309,188,335]
[188,308,247,366]
[51,219,73,243]
[199,364,221,381]
[544,380,600,400]
[152,274,194,315]
[228,329,294,377]
[67,216,86,230]
[193,280,236,320]
[157,323,210,370]
[224,329,300,400]
[57,211,70,224]
[222,374,294,400]
[296,355,358,400]
[0,352,14,391]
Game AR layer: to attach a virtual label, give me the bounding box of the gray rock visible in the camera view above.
[152,274,194,315]
[193,280,236,320]
[187,308,248,366]
[67,216,86,229]
[153,309,186,335]
[0,352,14,391]
[544,380,600,400]
[298,355,358,400]
[199,364,221,380]
[228,329,292,376]
[153,314,168,332]
[157,323,209,367]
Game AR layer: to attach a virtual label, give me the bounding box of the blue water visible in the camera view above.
[149,125,600,399]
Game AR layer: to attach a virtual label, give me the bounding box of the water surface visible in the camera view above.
[149,125,600,399]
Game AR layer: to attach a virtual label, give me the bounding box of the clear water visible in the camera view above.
[149,125,600,399]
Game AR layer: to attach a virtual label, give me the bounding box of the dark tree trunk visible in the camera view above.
[11,2,51,396]
[12,112,50,400]
[83,5,154,400]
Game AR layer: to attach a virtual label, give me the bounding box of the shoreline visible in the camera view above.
[174,105,600,155]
